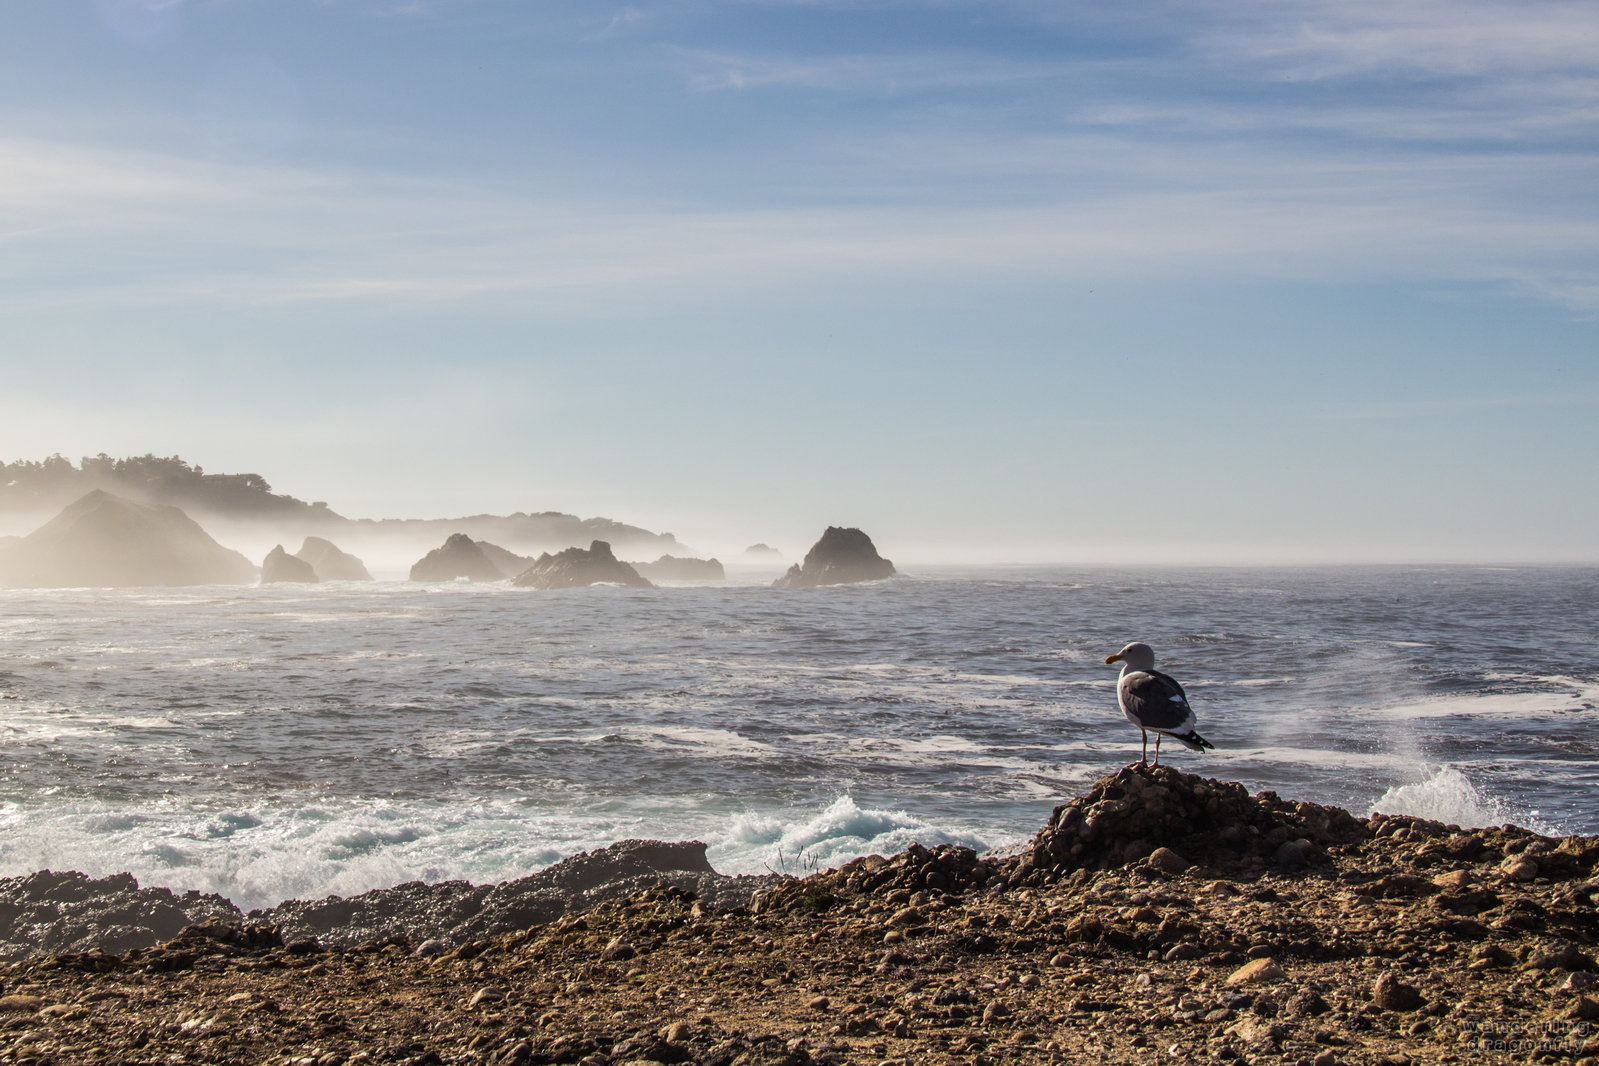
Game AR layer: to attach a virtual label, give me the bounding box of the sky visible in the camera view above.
[2,0,1597,563]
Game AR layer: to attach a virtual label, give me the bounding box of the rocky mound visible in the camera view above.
[1010,765,1369,884]
[408,533,504,582]
[261,544,318,583]
[631,555,725,583]
[264,839,776,949]
[0,870,241,961]
[742,543,782,558]
[773,527,894,587]
[0,490,257,588]
[293,536,371,581]
[512,540,653,589]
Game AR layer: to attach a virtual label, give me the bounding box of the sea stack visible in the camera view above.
[772,527,895,587]
[294,537,372,581]
[261,545,318,583]
[409,533,504,582]
[0,490,257,588]
[512,541,653,589]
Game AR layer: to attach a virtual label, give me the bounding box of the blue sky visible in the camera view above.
[2,0,1597,562]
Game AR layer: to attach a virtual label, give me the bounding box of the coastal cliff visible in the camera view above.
[3,767,1596,1065]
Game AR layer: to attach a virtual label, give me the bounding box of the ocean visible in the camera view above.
[1,565,1594,911]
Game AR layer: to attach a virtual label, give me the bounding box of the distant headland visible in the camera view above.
[0,455,893,589]
[0,453,688,574]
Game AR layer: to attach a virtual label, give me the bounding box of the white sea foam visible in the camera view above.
[1372,766,1556,834]
[1376,682,1599,720]
[709,795,997,876]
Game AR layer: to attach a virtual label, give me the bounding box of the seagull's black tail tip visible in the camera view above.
[1180,731,1214,752]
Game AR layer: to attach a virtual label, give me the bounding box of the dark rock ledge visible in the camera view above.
[5,766,1599,1066]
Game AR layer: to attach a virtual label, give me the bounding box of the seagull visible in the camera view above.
[1104,642,1213,766]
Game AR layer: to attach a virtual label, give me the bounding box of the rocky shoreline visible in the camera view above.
[2,766,1597,1065]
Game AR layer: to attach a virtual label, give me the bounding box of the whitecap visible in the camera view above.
[1372,766,1556,835]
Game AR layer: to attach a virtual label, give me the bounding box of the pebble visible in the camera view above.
[1147,848,1192,875]
[1569,997,1599,1021]
[602,938,638,961]
[412,939,448,959]
[1226,958,1286,986]
[1526,942,1593,971]
[1501,858,1539,882]
[0,994,44,1013]
[1371,972,1425,1012]
[1274,840,1311,869]
[1469,943,1514,969]
[468,987,505,1008]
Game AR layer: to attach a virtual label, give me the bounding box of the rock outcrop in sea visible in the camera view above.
[408,533,505,582]
[0,870,240,960]
[0,490,257,588]
[630,555,725,583]
[261,544,318,583]
[293,536,372,581]
[0,841,778,960]
[512,540,654,589]
[266,840,778,949]
[772,526,895,587]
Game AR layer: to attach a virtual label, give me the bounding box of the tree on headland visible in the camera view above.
[0,454,328,518]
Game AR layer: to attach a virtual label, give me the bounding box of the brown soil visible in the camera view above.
[4,765,1598,1066]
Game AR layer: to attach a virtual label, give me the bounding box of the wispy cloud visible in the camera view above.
[677,46,1069,94]
[4,129,1597,313]
[1200,0,1599,79]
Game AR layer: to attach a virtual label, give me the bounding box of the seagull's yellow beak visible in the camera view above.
[1104,653,1122,664]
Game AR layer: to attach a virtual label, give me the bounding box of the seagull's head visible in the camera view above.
[1105,642,1156,671]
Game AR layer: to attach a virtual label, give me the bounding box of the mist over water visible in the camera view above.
[0,566,1594,910]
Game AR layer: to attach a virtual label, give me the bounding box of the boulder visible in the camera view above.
[0,490,257,588]
[772,527,895,587]
[511,540,653,589]
[409,533,504,582]
[261,545,318,583]
[630,555,725,583]
[742,543,782,558]
[294,536,372,581]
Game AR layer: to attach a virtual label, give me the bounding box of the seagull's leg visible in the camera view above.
[1153,733,1161,767]
[1141,728,1148,766]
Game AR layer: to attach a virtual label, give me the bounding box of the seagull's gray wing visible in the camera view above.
[1119,669,1195,732]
